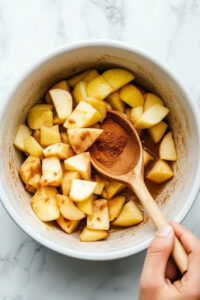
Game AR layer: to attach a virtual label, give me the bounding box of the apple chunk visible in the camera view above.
[112,200,143,227]
[14,124,32,152]
[40,125,61,146]
[144,93,164,111]
[31,186,59,221]
[148,121,168,143]
[87,75,113,100]
[143,150,154,167]
[105,181,125,199]
[134,104,169,129]
[80,227,108,242]
[64,152,91,180]
[41,157,63,186]
[83,69,99,82]
[49,89,72,121]
[68,69,91,88]
[159,132,177,161]
[56,215,80,234]
[69,179,97,202]
[61,171,80,195]
[56,194,85,220]
[102,68,134,91]
[43,143,73,159]
[87,199,109,230]
[64,101,101,129]
[68,128,103,154]
[45,80,70,103]
[130,106,143,124]
[77,196,93,215]
[106,91,125,112]
[27,104,53,129]
[72,81,87,103]
[108,195,126,221]
[19,156,41,185]
[120,84,144,107]
[146,159,174,183]
[85,97,107,122]
[24,136,43,159]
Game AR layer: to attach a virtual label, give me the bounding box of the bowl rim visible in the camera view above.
[0,39,200,261]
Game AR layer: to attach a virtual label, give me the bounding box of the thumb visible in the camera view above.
[141,225,174,284]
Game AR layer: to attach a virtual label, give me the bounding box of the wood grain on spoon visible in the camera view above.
[90,110,188,274]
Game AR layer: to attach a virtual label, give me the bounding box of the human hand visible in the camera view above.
[139,222,200,300]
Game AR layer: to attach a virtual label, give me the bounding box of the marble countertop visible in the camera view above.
[0,0,200,299]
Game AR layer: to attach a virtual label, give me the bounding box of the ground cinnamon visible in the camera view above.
[92,118,128,167]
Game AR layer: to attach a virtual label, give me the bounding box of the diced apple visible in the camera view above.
[61,171,80,195]
[25,185,36,194]
[31,186,59,221]
[14,124,32,152]
[85,97,107,122]
[27,104,53,129]
[64,152,91,180]
[56,215,80,234]
[80,227,108,242]
[148,121,168,143]
[125,108,131,120]
[83,69,99,82]
[119,84,144,107]
[105,181,125,199]
[87,75,113,100]
[72,81,87,103]
[143,150,154,167]
[19,156,41,185]
[108,195,126,221]
[40,125,61,146]
[106,91,125,112]
[77,195,93,215]
[101,189,108,199]
[112,200,143,227]
[28,173,41,189]
[87,199,109,230]
[69,179,97,202]
[43,143,73,159]
[33,129,41,143]
[60,132,69,144]
[41,157,63,186]
[68,128,103,154]
[49,89,73,121]
[102,68,134,91]
[56,194,85,220]
[130,106,143,124]
[159,132,177,161]
[105,102,112,110]
[24,136,43,159]
[146,159,174,183]
[68,70,91,88]
[134,104,169,129]
[45,80,70,103]
[144,93,164,111]
[64,101,101,129]
[93,181,104,195]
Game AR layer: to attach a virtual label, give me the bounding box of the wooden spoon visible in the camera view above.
[90,110,188,274]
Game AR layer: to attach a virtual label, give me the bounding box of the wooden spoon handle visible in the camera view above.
[130,177,188,274]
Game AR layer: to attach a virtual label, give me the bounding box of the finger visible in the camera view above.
[165,257,180,282]
[140,225,174,287]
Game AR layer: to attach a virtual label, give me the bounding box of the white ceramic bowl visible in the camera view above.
[0,40,200,260]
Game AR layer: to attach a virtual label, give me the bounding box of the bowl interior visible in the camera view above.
[0,43,199,259]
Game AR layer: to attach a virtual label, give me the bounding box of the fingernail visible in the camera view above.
[157,225,173,237]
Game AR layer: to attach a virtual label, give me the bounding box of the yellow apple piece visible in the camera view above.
[105,102,112,110]
[93,181,104,195]
[33,129,41,143]
[77,195,93,215]
[112,200,143,227]
[61,171,80,195]
[85,97,107,122]
[159,132,177,161]
[19,156,41,185]
[49,89,72,121]
[102,68,134,91]
[125,108,131,120]
[43,143,73,159]
[56,215,80,234]
[64,152,91,180]
[64,101,101,129]
[119,84,144,107]
[60,132,69,144]
[68,69,91,88]
[87,199,109,230]
[68,128,103,154]
[14,124,32,152]
[80,227,108,242]
[31,186,59,221]
[41,157,63,186]
[87,75,113,100]
[144,93,164,111]
[27,104,53,129]
[108,195,126,221]
[56,194,85,220]
[130,106,143,124]
[143,150,154,167]
[28,173,41,189]
[24,136,43,159]
[83,69,99,82]
[105,181,125,199]
[45,80,70,103]
[148,121,168,143]
[72,81,87,103]
[106,91,125,112]
[40,125,61,146]
[146,159,174,183]
[69,179,97,202]
[134,104,169,129]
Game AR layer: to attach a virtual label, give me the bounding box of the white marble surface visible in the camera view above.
[0,0,200,299]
